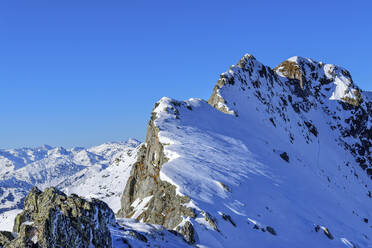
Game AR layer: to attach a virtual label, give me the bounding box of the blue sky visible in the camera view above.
[0,0,371,148]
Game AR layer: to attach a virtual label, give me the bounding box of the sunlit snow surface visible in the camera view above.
[150,98,371,247]
[0,209,22,231]
[111,218,193,248]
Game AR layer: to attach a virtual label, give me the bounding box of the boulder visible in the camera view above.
[7,187,115,248]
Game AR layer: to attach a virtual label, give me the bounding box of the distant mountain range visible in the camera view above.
[0,139,140,218]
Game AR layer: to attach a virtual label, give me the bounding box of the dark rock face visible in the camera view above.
[177,221,196,244]
[127,230,148,243]
[220,213,236,227]
[6,187,115,248]
[266,226,277,236]
[340,101,372,176]
[0,231,15,247]
[315,225,334,240]
[280,152,290,162]
[117,111,195,240]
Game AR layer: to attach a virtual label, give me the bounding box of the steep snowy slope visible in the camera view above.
[119,55,372,247]
[0,139,140,229]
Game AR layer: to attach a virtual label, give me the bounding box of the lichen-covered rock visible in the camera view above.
[0,231,15,247]
[6,223,38,248]
[7,187,115,248]
[177,221,196,244]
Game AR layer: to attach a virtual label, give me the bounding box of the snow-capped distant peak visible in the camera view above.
[0,138,142,226]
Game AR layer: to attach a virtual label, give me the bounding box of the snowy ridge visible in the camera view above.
[123,54,372,247]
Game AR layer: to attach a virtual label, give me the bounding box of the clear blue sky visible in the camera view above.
[0,0,371,148]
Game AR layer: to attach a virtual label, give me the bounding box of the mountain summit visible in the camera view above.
[118,54,371,247]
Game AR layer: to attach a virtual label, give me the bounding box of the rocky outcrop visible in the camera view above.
[208,54,262,116]
[0,231,14,247]
[208,73,237,115]
[118,111,196,243]
[6,187,115,248]
[177,221,196,244]
[275,59,304,89]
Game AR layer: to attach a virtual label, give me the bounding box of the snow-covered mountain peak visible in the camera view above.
[47,146,68,156]
[119,53,371,247]
[208,54,365,121]
[39,144,53,150]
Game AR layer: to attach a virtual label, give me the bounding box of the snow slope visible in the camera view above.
[111,218,193,248]
[125,54,372,247]
[0,139,140,230]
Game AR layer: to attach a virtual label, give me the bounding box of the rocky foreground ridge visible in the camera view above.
[0,187,115,248]
[0,187,192,248]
